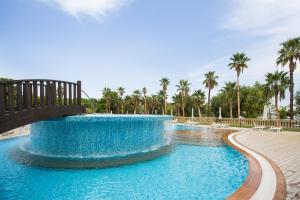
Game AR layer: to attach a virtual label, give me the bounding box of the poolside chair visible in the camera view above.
[220,124,229,129]
[253,125,266,131]
[171,119,178,123]
[210,123,220,128]
[186,120,197,125]
[269,126,282,133]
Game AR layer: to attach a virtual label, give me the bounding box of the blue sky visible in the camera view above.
[1,0,299,105]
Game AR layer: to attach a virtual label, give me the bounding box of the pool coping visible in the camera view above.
[224,131,286,200]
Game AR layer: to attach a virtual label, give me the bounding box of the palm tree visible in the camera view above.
[142,87,147,114]
[148,95,159,114]
[132,90,141,114]
[172,94,182,116]
[276,37,300,119]
[176,80,190,117]
[228,53,250,118]
[221,82,236,118]
[160,77,170,114]
[157,90,165,114]
[265,71,289,125]
[102,87,112,113]
[192,90,205,117]
[203,71,218,117]
[124,95,133,114]
[117,87,125,114]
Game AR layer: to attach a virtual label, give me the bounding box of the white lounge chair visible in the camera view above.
[253,125,266,131]
[210,123,228,129]
[186,120,197,125]
[171,119,178,123]
[220,123,229,128]
[269,126,282,132]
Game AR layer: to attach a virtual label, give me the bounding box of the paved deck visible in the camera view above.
[235,130,300,200]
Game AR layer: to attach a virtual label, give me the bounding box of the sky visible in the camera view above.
[1,0,300,105]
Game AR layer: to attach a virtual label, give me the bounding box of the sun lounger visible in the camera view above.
[253,125,266,131]
[186,120,197,125]
[210,123,229,129]
[171,119,178,123]
[269,126,282,132]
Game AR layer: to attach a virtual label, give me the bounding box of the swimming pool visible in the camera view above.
[0,124,248,200]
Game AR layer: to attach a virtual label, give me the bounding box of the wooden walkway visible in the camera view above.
[0,79,85,134]
[235,131,300,200]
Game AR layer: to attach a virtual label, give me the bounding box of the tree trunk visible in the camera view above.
[230,100,233,118]
[181,94,185,117]
[289,63,294,120]
[237,74,241,118]
[275,92,280,127]
[207,89,211,117]
[164,97,167,115]
[144,98,147,114]
[198,107,201,118]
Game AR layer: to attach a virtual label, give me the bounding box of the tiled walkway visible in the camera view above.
[235,131,300,200]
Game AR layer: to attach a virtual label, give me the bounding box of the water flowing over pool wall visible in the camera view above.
[16,115,172,168]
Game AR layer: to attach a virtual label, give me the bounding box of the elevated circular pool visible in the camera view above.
[13,114,172,168]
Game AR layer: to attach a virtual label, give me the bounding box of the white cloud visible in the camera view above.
[224,0,300,37]
[37,0,131,20]
[188,0,300,105]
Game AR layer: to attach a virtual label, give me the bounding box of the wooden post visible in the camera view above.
[69,83,72,105]
[46,81,51,106]
[16,82,22,110]
[40,81,44,107]
[77,81,81,105]
[33,81,38,107]
[58,81,62,105]
[7,83,13,112]
[24,81,31,109]
[52,81,56,105]
[63,82,67,105]
[0,83,5,114]
[73,83,76,105]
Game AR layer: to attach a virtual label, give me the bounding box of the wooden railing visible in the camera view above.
[0,79,85,134]
[174,117,300,129]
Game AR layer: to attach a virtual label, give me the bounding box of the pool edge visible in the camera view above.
[223,131,287,200]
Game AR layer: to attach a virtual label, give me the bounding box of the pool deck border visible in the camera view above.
[224,131,287,200]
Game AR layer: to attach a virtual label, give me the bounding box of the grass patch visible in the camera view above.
[283,128,300,132]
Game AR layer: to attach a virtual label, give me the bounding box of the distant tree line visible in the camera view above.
[81,37,300,121]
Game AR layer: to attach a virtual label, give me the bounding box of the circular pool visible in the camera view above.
[13,114,172,168]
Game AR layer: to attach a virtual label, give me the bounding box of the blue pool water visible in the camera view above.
[0,135,248,200]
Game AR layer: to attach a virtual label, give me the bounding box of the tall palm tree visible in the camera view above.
[142,87,147,114]
[192,90,205,117]
[203,71,218,117]
[221,82,236,118]
[276,37,300,119]
[157,90,165,114]
[102,87,112,113]
[265,71,289,125]
[228,53,250,118]
[132,90,141,114]
[176,80,190,117]
[117,87,125,114]
[172,94,182,117]
[160,77,170,114]
[148,95,159,114]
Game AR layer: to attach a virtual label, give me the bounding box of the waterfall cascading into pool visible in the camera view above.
[13,114,173,168]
